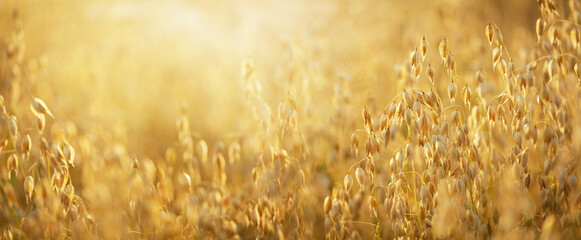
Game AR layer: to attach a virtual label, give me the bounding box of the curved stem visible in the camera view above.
[347,157,368,178]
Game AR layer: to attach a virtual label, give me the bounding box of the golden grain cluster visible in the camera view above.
[0,0,580,239]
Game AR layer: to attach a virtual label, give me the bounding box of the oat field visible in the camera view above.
[0,0,580,239]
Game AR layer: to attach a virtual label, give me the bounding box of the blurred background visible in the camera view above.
[0,0,539,160]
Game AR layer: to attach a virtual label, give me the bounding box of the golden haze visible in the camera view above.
[0,0,580,239]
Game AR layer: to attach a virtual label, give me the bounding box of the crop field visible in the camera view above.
[0,0,580,239]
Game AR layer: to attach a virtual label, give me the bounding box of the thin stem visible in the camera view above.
[398,171,426,186]
[348,157,368,176]
[372,155,381,238]
[339,220,377,228]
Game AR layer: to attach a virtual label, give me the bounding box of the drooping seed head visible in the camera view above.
[63,143,75,167]
[448,81,458,104]
[536,18,546,41]
[405,143,413,160]
[548,58,558,79]
[228,142,242,164]
[548,25,559,45]
[435,141,445,159]
[30,97,54,118]
[492,47,502,66]
[419,36,428,60]
[368,195,377,217]
[24,175,34,203]
[571,27,579,49]
[507,60,515,76]
[451,110,459,125]
[38,138,49,158]
[446,53,455,73]
[439,38,449,60]
[362,107,374,134]
[355,167,366,188]
[69,204,79,221]
[379,113,388,131]
[494,25,504,46]
[403,90,413,107]
[9,116,18,139]
[383,127,391,146]
[427,63,435,85]
[351,132,359,150]
[7,154,18,175]
[486,23,494,45]
[61,184,75,208]
[21,134,31,156]
[344,174,353,192]
[395,151,404,168]
[462,84,471,108]
[413,101,421,115]
[405,108,412,126]
[131,158,140,177]
[324,196,332,214]
[410,50,419,68]
[475,70,484,84]
[362,106,370,120]
[36,114,45,132]
[420,186,428,202]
